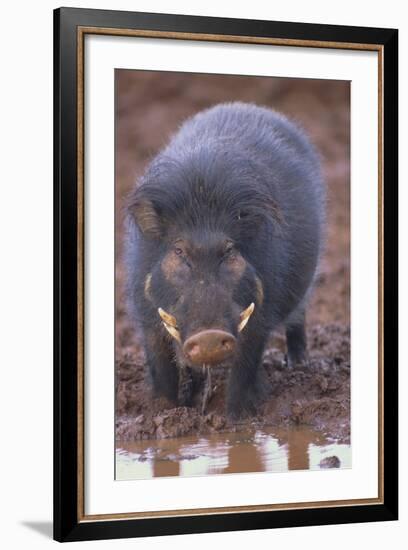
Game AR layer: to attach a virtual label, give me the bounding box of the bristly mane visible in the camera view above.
[128,142,283,240]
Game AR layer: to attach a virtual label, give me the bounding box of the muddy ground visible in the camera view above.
[115,71,350,444]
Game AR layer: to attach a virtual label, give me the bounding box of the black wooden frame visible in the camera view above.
[54,7,398,542]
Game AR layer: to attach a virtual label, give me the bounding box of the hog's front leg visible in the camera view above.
[226,332,269,419]
[144,327,179,403]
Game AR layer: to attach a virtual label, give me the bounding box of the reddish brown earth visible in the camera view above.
[115,71,350,444]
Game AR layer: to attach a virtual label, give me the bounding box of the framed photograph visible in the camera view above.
[53,7,398,542]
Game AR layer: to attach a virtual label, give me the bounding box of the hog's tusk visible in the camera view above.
[158,308,178,328]
[238,302,255,332]
[162,322,181,343]
[158,308,181,343]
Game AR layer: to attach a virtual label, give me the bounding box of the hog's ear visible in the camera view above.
[127,194,162,238]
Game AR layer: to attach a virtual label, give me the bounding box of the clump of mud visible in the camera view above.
[116,323,350,443]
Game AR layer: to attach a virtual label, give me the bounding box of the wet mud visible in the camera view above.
[116,323,350,444]
[115,72,350,456]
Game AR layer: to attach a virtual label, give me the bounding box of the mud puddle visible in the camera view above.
[116,426,350,480]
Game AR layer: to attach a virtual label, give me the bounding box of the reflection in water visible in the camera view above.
[224,436,265,475]
[116,426,351,481]
[153,457,180,477]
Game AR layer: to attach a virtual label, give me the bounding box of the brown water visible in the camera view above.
[115,427,351,480]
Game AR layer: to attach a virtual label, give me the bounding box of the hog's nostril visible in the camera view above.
[189,343,200,358]
[183,329,236,366]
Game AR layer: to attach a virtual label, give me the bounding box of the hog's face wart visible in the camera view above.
[143,273,153,301]
[125,101,325,417]
[254,275,264,306]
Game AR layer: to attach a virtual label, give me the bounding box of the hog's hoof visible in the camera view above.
[151,395,177,413]
[285,353,310,371]
[227,394,259,421]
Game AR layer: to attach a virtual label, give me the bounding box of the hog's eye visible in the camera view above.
[172,245,192,269]
[222,244,237,264]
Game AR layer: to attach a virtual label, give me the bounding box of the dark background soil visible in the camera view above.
[115,70,350,443]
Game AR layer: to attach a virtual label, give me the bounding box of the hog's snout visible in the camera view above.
[183,329,236,366]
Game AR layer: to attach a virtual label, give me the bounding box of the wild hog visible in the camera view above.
[125,102,325,418]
